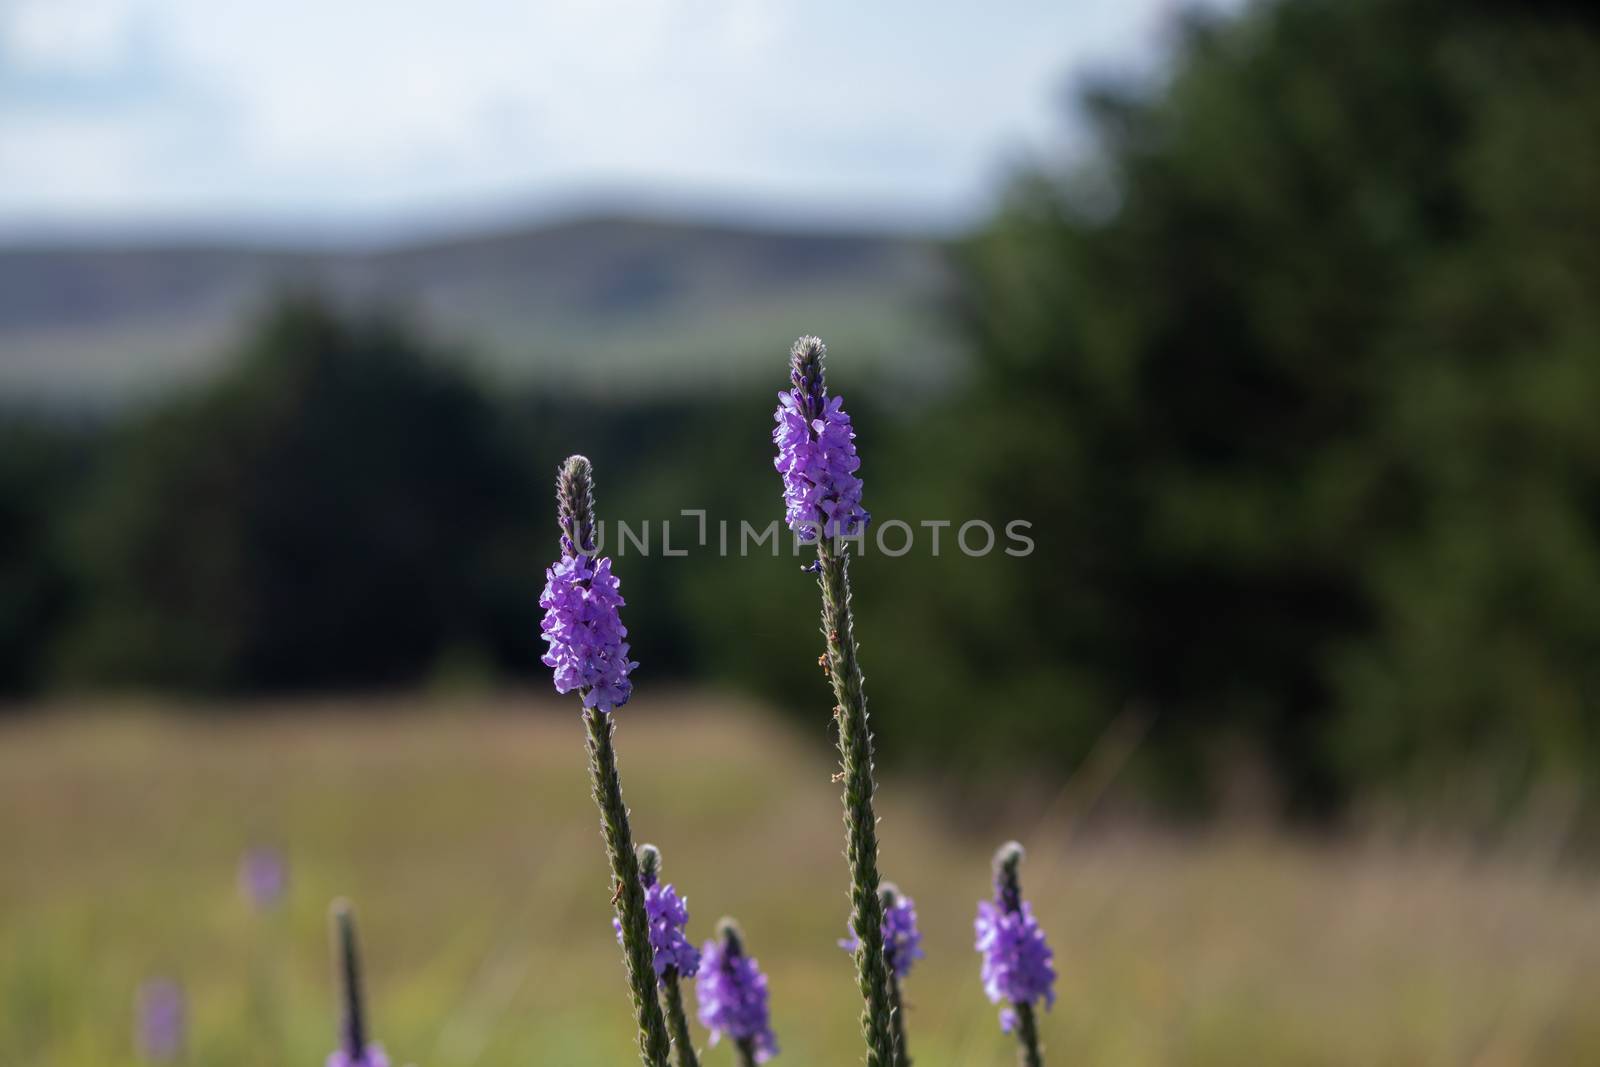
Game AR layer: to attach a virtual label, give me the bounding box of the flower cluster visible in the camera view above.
[615,879,701,982]
[840,888,924,980]
[538,553,637,713]
[697,926,778,1062]
[326,1047,390,1067]
[974,898,1056,1031]
[772,339,869,542]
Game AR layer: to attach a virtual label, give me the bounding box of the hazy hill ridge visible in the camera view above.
[0,216,957,405]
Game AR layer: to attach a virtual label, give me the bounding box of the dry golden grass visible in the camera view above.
[3,690,1599,1065]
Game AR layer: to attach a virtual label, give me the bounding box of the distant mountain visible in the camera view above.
[0,216,962,406]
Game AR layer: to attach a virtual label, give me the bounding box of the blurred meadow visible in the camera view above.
[7,694,1600,1067]
[7,0,1600,1062]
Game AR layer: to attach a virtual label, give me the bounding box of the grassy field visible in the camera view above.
[4,692,1600,1066]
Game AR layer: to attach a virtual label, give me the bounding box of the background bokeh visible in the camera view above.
[6,0,1600,1063]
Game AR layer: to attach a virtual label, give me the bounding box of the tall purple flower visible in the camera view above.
[615,847,702,982]
[328,901,390,1067]
[238,844,288,911]
[135,977,185,1062]
[550,456,673,1067]
[773,336,869,542]
[776,336,895,1067]
[697,919,778,1065]
[975,843,1055,1065]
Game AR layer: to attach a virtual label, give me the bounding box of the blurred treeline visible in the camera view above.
[5,0,1600,820]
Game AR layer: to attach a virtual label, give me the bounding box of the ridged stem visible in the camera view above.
[1013,1004,1043,1067]
[662,970,701,1067]
[888,968,911,1067]
[995,844,1043,1067]
[817,540,896,1067]
[584,708,673,1067]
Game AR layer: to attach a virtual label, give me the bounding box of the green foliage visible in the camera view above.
[932,0,1600,811]
[57,296,535,691]
[0,416,89,696]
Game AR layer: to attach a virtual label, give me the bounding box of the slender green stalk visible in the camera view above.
[330,901,367,1060]
[585,708,673,1067]
[888,968,910,1067]
[817,539,897,1067]
[662,971,701,1067]
[1012,1004,1043,1067]
[735,1037,759,1067]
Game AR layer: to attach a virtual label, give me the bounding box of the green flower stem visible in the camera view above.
[888,968,910,1067]
[584,708,673,1067]
[330,901,367,1059]
[816,540,897,1067]
[662,970,701,1067]
[1012,1003,1043,1067]
[735,1037,760,1067]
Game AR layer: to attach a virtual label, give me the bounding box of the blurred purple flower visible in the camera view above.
[974,899,1056,1031]
[135,978,185,1062]
[238,845,287,910]
[697,924,778,1062]
[326,1046,390,1067]
[614,879,701,982]
[840,888,924,980]
[773,337,869,542]
[539,553,637,712]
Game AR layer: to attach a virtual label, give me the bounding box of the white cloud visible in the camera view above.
[0,0,1206,232]
[4,0,143,72]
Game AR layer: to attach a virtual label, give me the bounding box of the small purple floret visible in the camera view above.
[238,845,287,910]
[326,1046,390,1067]
[974,898,1057,1031]
[614,880,701,982]
[697,936,778,1062]
[539,552,638,712]
[773,390,869,542]
[135,978,186,1062]
[839,892,924,980]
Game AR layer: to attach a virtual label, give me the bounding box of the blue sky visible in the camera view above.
[0,0,1201,238]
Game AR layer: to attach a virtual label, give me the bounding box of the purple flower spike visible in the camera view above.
[697,920,779,1063]
[238,844,288,910]
[539,553,638,712]
[614,881,702,982]
[975,901,1056,1028]
[540,456,636,712]
[773,336,869,542]
[135,977,185,1062]
[840,884,924,980]
[975,843,1056,1035]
